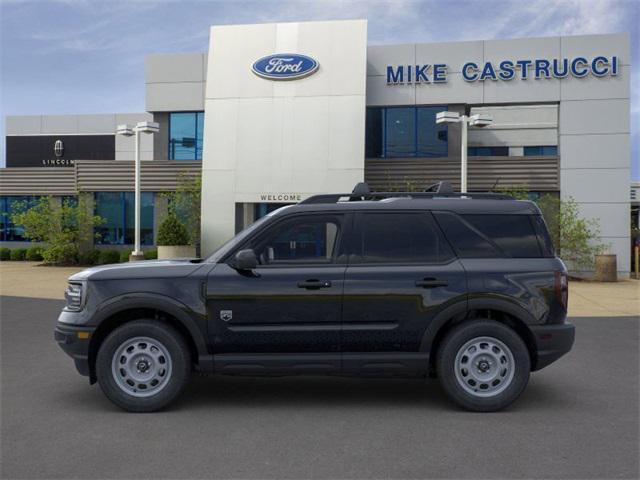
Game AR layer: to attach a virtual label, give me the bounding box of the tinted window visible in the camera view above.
[251,215,342,265]
[434,212,501,258]
[169,112,204,160]
[524,145,558,156]
[95,192,154,245]
[0,196,39,242]
[462,214,542,258]
[364,106,448,158]
[468,146,509,156]
[357,212,454,264]
[386,108,415,157]
[365,108,383,158]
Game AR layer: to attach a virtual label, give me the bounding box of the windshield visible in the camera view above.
[205,206,293,263]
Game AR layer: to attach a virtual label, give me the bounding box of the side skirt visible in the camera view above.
[207,352,429,377]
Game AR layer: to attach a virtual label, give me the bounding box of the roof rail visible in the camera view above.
[299,182,513,205]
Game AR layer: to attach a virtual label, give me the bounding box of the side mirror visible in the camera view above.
[233,249,258,271]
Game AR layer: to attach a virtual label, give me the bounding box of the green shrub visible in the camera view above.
[10,195,104,265]
[119,250,131,263]
[157,214,190,246]
[42,244,78,265]
[98,250,120,265]
[78,250,101,266]
[25,246,44,261]
[0,248,10,261]
[144,249,158,260]
[10,248,27,261]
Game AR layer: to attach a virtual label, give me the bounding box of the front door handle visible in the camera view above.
[298,279,332,290]
[415,278,448,288]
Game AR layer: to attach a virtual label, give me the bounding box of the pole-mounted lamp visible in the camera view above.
[436,111,493,193]
[116,121,159,261]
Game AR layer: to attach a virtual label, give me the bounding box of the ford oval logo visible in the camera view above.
[252,53,319,80]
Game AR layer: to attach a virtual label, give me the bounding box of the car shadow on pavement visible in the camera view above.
[168,374,571,413]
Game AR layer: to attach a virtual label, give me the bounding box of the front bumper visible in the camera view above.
[54,323,95,377]
[530,322,575,371]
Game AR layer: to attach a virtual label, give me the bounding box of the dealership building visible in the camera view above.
[0,20,633,275]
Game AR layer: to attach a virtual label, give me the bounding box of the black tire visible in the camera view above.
[436,320,530,412]
[96,320,191,412]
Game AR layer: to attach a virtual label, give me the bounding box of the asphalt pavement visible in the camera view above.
[1,295,638,479]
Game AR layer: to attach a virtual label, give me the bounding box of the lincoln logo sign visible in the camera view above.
[252,54,319,80]
[386,55,620,84]
[54,139,64,158]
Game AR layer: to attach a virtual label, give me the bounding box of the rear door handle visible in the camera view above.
[415,278,448,288]
[298,279,332,290]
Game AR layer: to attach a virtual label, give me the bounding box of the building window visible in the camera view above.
[524,146,558,156]
[95,192,154,245]
[0,196,39,242]
[468,146,509,156]
[169,112,204,160]
[365,106,448,158]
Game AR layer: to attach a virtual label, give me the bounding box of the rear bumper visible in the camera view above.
[530,322,575,371]
[54,323,95,377]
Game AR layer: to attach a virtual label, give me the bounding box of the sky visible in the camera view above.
[1,0,638,179]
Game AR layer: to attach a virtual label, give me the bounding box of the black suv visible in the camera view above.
[55,182,574,412]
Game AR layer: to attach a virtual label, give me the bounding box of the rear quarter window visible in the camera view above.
[434,212,544,258]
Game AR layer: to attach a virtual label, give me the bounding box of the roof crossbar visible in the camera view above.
[299,182,513,205]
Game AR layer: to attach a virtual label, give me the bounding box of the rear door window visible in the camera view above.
[355,212,454,264]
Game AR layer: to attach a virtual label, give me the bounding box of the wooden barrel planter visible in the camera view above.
[594,254,617,282]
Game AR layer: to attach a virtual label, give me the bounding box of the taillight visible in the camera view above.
[555,271,568,310]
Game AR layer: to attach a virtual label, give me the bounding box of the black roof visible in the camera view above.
[272,182,541,216]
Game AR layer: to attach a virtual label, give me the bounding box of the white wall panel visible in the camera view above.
[560,168,629,203]
[560,99,629,135]
[146,82,205,112]
[6,116,42,134]
[201,20,367,254]
[560,134,629,169]
[146,54,205,83]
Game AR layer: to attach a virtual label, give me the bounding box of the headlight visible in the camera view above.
[64,282,85,311]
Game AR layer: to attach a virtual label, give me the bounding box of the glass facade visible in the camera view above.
[365,106,448,158]
[468,146,509,156]
[0,196,38,242]
[524,146,558,156]
[169,112,204,160]
[95,192,154,245]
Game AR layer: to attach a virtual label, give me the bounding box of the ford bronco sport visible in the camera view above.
[55,182,575,412]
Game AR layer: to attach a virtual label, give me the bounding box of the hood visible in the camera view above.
[69,259,206,282]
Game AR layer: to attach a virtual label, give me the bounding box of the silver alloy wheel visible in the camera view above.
[454,336,515,398]
[111,336,173,398]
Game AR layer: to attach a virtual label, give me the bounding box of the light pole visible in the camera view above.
[436,111,492,193]
[116,121,159,261]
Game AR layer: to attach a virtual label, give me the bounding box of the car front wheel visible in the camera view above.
[436,320,530,412]
[96,320,191,412]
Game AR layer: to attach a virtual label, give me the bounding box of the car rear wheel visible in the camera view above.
[436,320,530,412]
[96,320,191,412]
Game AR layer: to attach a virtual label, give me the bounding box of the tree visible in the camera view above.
[11,196,104,265]
[163,173,201,247]
[537,195,605,270]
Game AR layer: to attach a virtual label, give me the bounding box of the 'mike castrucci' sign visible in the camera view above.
[386,55,620,84]
[252,54,319,80]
